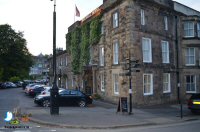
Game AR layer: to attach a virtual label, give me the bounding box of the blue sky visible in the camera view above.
[0,0,199,56]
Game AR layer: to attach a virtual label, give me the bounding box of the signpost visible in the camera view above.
[119,57,140,115]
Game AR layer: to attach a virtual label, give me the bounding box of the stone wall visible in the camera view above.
[95,0,178,105]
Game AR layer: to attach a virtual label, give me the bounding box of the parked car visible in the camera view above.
[188,93,200,113]
[2,82,17,88]
[22,80,34,90]
[14,81,23,87]
[25,85,45,96]
[34,89,93,107]
[40,87,65,96]
[40,86,51,95]
[24,83,37,93]
[0,82,5,89]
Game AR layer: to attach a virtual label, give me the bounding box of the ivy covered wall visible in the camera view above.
[66,16,102,74]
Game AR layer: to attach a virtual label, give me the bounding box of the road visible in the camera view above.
[0,88,200,132]
[1,120,200,132]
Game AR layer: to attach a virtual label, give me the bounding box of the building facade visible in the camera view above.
[49,0,200,106]
[29,53,49,80]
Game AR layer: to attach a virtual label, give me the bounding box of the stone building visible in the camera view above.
[48,49,75,89]
[61,0,200,106]
[174,2,200,100]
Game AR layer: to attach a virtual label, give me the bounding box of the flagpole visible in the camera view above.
[74,5,76,23]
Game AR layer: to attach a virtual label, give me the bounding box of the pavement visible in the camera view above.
[21,100,200,129]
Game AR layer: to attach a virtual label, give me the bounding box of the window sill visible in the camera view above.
[143,93,153,96]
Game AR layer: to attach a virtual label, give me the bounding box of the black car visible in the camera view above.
[188,93,200,113]
[34,89,93,107]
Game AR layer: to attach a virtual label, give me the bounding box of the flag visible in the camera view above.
[75,5,80,17]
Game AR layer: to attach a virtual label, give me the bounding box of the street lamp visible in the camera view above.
[50,0,59,115]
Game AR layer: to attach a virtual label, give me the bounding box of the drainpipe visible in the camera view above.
[175,15,182,119]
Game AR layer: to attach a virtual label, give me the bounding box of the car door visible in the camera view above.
[59,90,70,106]
[69,90,80,106]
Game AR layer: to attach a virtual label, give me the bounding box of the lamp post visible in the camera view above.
[50,0,59,115]
[59,66,61,88]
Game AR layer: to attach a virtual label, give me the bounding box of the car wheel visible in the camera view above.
[42,100,50,107]
[79,100,86,107]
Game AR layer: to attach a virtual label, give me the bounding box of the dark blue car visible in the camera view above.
[34,89,93,107]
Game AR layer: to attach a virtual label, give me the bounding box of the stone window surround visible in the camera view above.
[142,37,152,63]
[100,72,105,92]
[185,75,196,93]
[113,40,119,65]
[141,9,145,26]
[99,46,104,66]
[163,73,171,93]
[143,73,153,96]
[184,21,194,38]
[112,70,119,95]
[164,16,168,31]
[161,40,169,63]
[112,10,119,28]
[185,47,195,66]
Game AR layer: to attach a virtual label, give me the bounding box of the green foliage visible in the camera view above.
[80,23,90,72]
[70,28,81,74]
[9,76,21,82]
[89,16,101,45]
[66,16,101,74]
[66,32,71,53]
[0,24,33,81]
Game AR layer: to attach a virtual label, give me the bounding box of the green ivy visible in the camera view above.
[80,22,90,72]
[66,16,102,74]
[66,32,71,53]
[89,16,101,45]
[70,28,81,74]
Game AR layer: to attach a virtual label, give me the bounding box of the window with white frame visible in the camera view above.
[113,74,119,95]
[186,75,196,93]
[101,23,104,34]
[161,41,169,63]
[185,48,195,65]
[143,74,153,95]
[197,22,200,37]
[113,41,119,64]
[184,22,194,37]
[142,38,152,63]
[99,47,104,66]
[100,73,105,92]
[113,12,118,28]
[141,9,145,25]
[163,73,171,93]
[164,16,168,30]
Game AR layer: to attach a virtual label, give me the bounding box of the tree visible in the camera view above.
[0,24,33,81]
